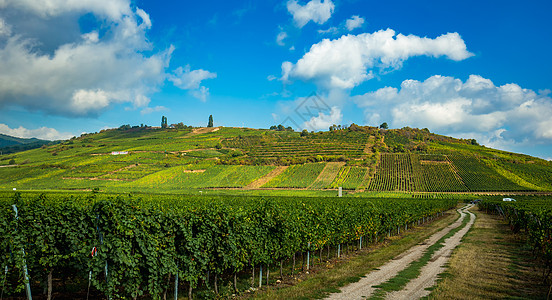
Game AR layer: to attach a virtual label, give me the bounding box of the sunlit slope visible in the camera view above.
[0,125,551,192]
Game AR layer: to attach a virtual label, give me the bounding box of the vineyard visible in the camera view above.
[262,163,326,188]
[1,126,552,193]
[368,154,419,191]
[221,130,372,165]
[128,165,275,189]
[477,196,552,278]
[447,155,529,191]
[0,192,456,299]
[330,166,368,190]
[366,153,538,192]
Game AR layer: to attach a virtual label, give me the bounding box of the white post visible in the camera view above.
[338,187,342,197]
[306,242,310,270]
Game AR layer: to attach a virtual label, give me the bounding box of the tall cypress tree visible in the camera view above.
[208,115,213,127]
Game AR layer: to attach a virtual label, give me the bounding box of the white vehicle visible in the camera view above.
[502,197,516,202]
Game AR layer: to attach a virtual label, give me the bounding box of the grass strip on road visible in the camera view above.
[369,206,472,299]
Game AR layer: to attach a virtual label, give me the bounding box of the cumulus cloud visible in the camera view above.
[0,18,11,36]
[276,31,288,46]
[345,15,364,31]
[0,0,132,21]
[140,106,167,115]
[303,106,342,131]
[191,86,211,102]
[287,0,335,28]
[0,123,74,141]
[317,26,338,35]
[353,74,552,150]
[0,1,172,116]
[0,1,216,116]
[169,65,217,90]
[282,29,473,89]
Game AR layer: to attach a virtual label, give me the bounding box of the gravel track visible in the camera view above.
[326,204,474,300]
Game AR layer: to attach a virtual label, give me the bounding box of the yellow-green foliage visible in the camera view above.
[262,163,326,188]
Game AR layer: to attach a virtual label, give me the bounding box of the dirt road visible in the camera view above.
[326,204,475,300]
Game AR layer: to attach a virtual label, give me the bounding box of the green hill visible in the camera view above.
[0,133,57,154]
[1,125,551,194]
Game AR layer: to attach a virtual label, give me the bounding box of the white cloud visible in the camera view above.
[0,123,73,141]
[0,1,215,116]
[140,105,167,115]
[318,26,338,35]
[276,31,288,46]
[303,106,342,131]
[281,61,294,83]
[0,0,132,21]
[169,65,217,90]
[191,86,211,102]
[0,1,176,117]
[283,29,473,89]
[345,15,364,31]
[353,74,552,151]
[0,17,11,36]
[287,0,335,28]
[168,65,217,102]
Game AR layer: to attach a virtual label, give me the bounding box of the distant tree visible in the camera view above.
[286,126,293,131]
[300,129,309,137]
[161,116,168,128]
[470,139,479,146]
[269,125,277,130]
[173,122,185,129]
[208,115,214,127]
[348,123,362,131]
[379,122,389,129]
[277,124,285,131]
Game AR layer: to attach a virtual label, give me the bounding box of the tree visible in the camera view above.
[277,124,285,131]
[379,122,388,129]
[161,116,168,128]
[300,129,309,137]
[208,115,214,127]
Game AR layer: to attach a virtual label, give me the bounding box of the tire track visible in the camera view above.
[326,204,473,300]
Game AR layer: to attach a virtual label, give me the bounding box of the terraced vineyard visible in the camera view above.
[1,125,552,193]
[418,154,468,192]
[128,165,275,189]
[330,166,368,190]
[366,152,538,193]
[262,163,326,188]
[448,154,529,191]
[222,130,372,164]
[368,154,418,191]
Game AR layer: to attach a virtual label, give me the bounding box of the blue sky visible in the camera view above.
[0,0,551,159]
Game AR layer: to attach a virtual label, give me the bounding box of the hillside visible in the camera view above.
[1,125,551,193]
[0,133,57,154]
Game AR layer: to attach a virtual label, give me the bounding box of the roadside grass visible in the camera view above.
[368,207,471,299]
[247,208,459,300]
[427,208,548,299]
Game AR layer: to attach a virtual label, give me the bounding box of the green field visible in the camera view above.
[0,125,551,193]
